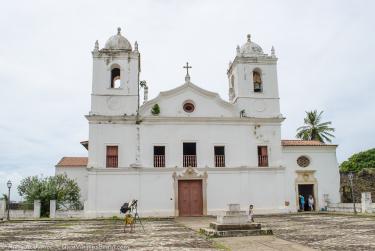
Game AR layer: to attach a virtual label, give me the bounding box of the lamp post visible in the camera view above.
[6,180,12,221]
[348,172,357,215]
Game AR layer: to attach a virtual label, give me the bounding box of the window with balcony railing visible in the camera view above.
[257,146,268,167]
[183,142,196,167]
[183,155,197,167]
[214,146,225,167]
[154,146,165,167]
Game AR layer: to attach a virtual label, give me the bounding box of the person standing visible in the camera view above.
[299,195,305,211]
[308,195,314,211]
[248,204,254,222]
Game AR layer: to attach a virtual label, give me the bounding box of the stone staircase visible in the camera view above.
[200,204,273,238]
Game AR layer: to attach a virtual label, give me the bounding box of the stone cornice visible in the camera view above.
[85,114,285,124]
[86,166,286,174]
[228,56,278,74]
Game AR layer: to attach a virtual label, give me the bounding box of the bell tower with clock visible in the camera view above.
[90,27,140,116]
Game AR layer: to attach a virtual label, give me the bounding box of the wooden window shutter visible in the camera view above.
[106,146,118,168]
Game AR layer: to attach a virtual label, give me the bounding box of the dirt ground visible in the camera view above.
[0,219,216,251]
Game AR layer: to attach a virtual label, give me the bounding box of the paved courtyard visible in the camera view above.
[257,213,375,251]
[177,213,375,250]
[0,219,216,250]
[1,214,375,250]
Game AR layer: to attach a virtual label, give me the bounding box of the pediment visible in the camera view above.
[139,82,237,117]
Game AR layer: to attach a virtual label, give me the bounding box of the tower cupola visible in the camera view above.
[103,27,132,51]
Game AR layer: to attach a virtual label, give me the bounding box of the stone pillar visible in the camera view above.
[361,192,372,213]
[0,199,6,219]
[49,200,56,218]
[143,86,148,103]
[323,194,330,210]
[33,200,41,218]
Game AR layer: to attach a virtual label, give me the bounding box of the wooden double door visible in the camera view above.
[178,180,203,216]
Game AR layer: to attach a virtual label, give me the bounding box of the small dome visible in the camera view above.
[239,34,264,56]
[104,27,132,51]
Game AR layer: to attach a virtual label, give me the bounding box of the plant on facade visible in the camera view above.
[151,103,160,115]
[340,148,375,172]
[296,110,335,143]
[18,174,81,217]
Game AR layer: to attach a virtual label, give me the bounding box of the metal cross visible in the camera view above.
[183,62,192,75]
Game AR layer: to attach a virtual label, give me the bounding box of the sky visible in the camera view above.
[0,0,374,200]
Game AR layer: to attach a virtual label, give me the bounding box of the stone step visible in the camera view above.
[227,204,241,211]
[217,215,248,224]
[199,228,273,238]
[219,210,247,216]
[209,222,261,231]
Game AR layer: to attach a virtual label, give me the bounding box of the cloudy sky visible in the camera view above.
[1,0,374,200]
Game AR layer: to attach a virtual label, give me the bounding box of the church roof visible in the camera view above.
[239,34,264,57]
[56,157,88,167]
[281,140,337,147]
[103,27,132,51]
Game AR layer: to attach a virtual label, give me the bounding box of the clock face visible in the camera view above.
[106,96,121,111]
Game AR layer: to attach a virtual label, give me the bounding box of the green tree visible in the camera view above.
[18,174,81,216]
[340,148,375,172]
[296,110,335,143]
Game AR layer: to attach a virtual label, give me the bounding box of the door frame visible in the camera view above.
[172,167,208,216]
[295,170,319,211]
[178,180,203,216]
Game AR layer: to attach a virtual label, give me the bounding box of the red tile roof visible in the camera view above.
[56,157,88,167]
[281,140,337,146]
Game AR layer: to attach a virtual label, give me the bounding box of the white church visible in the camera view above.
[56,28,340,217]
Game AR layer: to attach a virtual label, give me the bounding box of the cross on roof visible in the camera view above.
[183,62,192,75]
[183,62,192,83]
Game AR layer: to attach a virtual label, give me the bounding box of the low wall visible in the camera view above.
[327,203,363,213]
[55,210,84,218]
[9,210,34,218]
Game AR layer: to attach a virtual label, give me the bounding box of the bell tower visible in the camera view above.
[90,28,140,116]
[227,34,281,118]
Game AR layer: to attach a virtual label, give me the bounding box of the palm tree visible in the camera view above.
[296,110,335,143]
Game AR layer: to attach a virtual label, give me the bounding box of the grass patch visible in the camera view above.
[212,240,231,251]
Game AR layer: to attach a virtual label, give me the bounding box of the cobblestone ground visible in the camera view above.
[0,219,216,251]
[257,213,375,251]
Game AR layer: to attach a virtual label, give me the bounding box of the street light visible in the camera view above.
[348,172,357,215]
[6,180,12,221]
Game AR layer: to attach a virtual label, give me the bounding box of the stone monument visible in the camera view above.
[200,203,272,238]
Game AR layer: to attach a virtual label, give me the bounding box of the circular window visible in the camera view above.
[183,102,195,113]
[297,156,310,167]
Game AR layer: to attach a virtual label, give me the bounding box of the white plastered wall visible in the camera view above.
[282,146,341,211]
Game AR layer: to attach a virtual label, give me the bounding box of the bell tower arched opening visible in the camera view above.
[110,67,121,88]
[253,69,262,93]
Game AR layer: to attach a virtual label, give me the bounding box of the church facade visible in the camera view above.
[55,28,340,217]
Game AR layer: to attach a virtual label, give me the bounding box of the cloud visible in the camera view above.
[0,0,374,200]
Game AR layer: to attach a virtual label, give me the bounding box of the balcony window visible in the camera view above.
[154,146,165,167]
[214,146,225,167]
[183,142,196,167]
[258,146,268,167]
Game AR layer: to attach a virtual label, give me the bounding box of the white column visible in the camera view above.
[361,192,372,213]
[0,199,6,219]
[143,86,148,103]
[33,200,41,218]
[49,200,56,218]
